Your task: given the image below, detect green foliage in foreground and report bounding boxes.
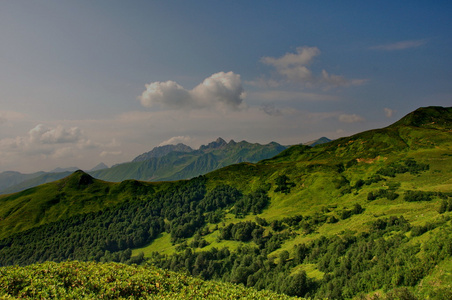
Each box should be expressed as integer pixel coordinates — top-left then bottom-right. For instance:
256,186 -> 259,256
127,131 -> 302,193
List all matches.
0,260 -> 299,300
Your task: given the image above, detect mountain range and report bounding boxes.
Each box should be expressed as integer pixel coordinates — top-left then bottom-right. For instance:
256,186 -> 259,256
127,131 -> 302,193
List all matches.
89,138 -> 288,182
0,137 -> 300,194
1,106 -> 451,299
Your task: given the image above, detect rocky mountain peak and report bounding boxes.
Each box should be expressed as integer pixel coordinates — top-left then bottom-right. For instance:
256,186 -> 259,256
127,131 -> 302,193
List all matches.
199,137 -> 228,151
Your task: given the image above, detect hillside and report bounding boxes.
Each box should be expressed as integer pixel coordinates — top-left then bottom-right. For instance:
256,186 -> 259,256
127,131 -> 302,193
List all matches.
0,164 -> 108,195
0,106 -> 451,299
0,171 -> 73,195
0,171 -> 169,239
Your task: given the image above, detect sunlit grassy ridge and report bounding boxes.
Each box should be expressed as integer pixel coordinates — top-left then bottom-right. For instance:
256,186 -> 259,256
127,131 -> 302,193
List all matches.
0,260 -> 300,299
0,172 -> 172,239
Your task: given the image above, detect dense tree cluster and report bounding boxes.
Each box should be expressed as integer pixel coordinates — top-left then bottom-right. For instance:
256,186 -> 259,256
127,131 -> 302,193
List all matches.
0,178 -> 273,267
377,158 -> 429,177
274,175 -> 296,194
0,177 -> 208,265
234,187 -> 270,217
367,188 -> 399,201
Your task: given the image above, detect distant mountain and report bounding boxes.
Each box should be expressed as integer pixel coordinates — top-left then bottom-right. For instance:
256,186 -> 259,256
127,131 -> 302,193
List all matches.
50,167 -> 79,173
88,162 -> 109,172
0,138 -> 287,194
0,171 -> 72,195
0,171 -> 46,192
89,138 -> 287,182
304,137 -> 332,147
199,137 -> 228,151
0,163 -> 106,195
133,143 -> 193,162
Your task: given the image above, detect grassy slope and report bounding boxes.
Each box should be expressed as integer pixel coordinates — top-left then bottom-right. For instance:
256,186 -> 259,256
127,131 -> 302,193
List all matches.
0,172 -> 72,195
0,171 -> 173,239
0,260 -> 299,299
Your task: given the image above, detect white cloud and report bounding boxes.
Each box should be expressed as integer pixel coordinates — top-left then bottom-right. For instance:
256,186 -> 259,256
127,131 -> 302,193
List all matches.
29,124 -> 82,144
339,113 -> 365,123
370,39 -> 426,51
259,46 -> 366,88
262,46 -> 320,69
139,71 -> 246,111
384,107 -> 395,118
139,80 -> 192,109
0,124 -> 97,162
159,136 -> 192,146
321,70 -> 368,88
261,47 -> 318,85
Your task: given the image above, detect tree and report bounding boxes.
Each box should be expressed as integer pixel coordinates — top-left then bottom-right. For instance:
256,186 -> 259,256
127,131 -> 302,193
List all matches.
274,175 -> 296,194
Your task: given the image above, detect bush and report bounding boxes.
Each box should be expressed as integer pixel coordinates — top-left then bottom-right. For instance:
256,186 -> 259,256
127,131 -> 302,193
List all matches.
404,191 -> 433,202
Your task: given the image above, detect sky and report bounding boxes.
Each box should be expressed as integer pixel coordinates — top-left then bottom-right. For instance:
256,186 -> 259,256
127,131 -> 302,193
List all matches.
0,1 -> 451,173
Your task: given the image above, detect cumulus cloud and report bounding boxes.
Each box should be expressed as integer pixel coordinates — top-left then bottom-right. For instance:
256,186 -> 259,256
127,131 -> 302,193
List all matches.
370,39 -> 426,51
261,47 -> 319,85
384,107 -> 395,118
339,113 -> 365,123
139,71 -> 246,111
29,124 -> 82,144
0,124 -> 95,159
260,46 -> 366,88
262,46 -> 320,68
159,136 -> 192,146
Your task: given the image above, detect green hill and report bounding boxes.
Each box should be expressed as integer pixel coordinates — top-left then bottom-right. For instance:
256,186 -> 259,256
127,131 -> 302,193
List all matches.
1,106 -> 451,299
0,171 -> 72,195
0,171 -> 170,239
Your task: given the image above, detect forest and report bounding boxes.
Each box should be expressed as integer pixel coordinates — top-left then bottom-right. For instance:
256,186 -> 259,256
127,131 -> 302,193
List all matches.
1,171 -> 451,299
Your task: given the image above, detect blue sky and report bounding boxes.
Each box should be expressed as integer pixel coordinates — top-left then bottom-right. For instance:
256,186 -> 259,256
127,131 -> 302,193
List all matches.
0,1 -> 451,173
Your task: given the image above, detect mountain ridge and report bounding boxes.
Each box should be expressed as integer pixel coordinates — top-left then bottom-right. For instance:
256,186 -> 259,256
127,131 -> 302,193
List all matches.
89,138 -> 287,182
0,138 -> 288,194
132,143 -> 193,162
